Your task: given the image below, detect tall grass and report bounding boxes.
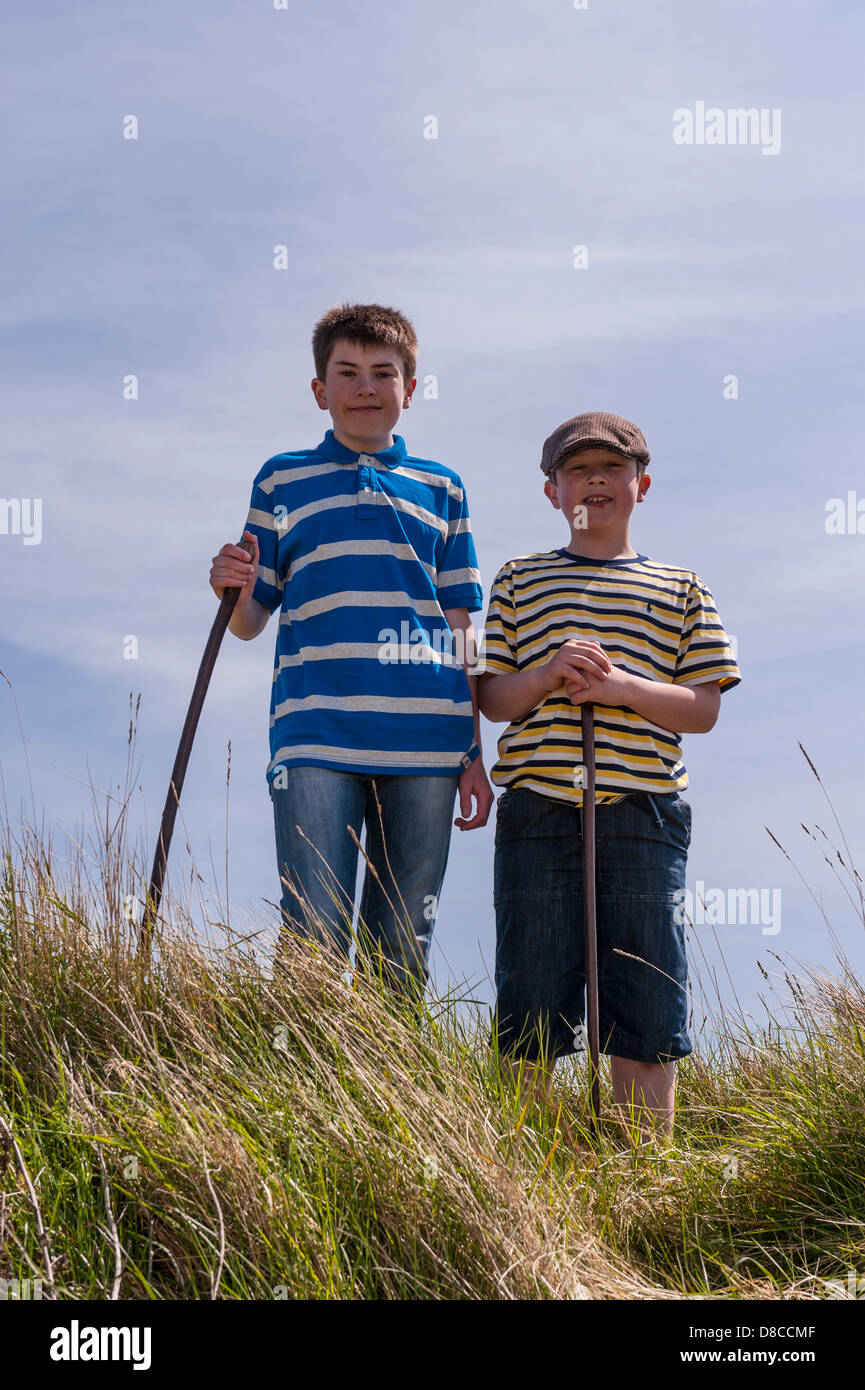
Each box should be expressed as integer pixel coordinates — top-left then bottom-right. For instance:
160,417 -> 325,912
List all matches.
0,723 -> 862,1300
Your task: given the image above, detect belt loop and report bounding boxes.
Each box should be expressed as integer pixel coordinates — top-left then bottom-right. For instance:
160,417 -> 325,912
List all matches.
577,802 -> 583,839
645,793 -> 665,828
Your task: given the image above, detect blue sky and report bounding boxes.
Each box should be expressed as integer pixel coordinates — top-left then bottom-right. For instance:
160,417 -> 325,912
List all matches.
3,0 -> 864,1040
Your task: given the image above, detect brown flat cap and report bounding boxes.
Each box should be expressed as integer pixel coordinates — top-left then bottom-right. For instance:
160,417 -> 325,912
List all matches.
540,411 -> 650,476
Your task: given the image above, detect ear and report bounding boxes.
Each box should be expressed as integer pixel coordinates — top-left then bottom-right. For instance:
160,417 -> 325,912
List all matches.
311,377 -> 328,411
544,476 -> 560,509
403,375 -> 418,407
637,471 -> 651,501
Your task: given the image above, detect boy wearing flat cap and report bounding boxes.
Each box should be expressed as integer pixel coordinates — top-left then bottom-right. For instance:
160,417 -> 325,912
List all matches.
476,412 -> 740,1135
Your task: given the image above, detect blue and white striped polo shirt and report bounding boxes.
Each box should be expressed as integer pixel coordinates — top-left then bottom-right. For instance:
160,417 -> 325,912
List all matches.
244,430 -> 484,782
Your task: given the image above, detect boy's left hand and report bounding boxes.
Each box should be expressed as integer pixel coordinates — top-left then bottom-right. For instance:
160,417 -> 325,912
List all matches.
454,757 -> 494,830
564,663 -> 636,707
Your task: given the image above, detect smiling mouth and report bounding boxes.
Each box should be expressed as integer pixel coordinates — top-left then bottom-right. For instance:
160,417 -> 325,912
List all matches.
584,495 -> 612,504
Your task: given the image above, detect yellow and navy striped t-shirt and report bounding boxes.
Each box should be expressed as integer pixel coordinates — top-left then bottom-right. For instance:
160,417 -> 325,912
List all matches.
479,548 -> 740,805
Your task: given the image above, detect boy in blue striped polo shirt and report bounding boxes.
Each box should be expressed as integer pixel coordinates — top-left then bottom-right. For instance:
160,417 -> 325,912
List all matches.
477,412 -> 740,1135
209,303 -> 492,994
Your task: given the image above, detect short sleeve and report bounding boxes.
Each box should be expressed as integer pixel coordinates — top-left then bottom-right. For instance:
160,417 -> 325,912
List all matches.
436,474 -> 484,612
477,564 -> 519,676
675,576 -> 741,690
243,463 -> 284,615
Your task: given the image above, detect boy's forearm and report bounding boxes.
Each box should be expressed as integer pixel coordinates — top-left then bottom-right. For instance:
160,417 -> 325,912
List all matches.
477,667 -> 552,724
617,672 -> 720,734
465,669 -> 483,751
478,664 -> 720,733
228,594 -> 270,640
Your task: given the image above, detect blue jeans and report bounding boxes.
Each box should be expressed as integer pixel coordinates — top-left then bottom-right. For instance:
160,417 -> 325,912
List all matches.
493,786 -> 693,1064
269,767 -> 459,992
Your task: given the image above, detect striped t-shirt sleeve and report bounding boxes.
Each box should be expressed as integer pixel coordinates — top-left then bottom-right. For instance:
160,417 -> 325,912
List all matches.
675,577 -> 740,689
244,465 -> 284,615
479,565 -> 519,674
435,475 -> 484,612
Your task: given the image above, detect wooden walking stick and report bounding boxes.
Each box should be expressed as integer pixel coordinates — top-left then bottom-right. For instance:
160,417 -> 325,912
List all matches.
140,536 -> 255,953
581,702 -> 601,1130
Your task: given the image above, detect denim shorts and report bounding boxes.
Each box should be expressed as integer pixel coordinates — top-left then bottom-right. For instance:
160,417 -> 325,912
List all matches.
492,785 -> 693,1065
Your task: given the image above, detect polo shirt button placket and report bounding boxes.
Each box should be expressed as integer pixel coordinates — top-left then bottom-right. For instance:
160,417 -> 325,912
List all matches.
356,454 -> 378,520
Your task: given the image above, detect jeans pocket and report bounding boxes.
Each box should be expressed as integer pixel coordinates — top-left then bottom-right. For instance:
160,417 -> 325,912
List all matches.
493,786 -> 524,853
661,794 -> 692,852
629,791 -> 691,851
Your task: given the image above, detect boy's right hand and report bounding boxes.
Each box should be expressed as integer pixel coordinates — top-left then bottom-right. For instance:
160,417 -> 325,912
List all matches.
543,639 -> 612,693
209,530 -> 259,603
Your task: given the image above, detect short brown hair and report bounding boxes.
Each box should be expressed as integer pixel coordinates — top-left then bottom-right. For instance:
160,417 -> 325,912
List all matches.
312,303 -> 418,384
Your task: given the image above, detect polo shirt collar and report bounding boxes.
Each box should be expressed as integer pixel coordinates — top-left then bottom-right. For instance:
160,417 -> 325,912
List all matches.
317,429 -> 407,469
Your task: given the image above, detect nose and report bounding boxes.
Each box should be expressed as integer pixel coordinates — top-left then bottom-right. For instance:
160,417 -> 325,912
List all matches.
354,375 -> 376,395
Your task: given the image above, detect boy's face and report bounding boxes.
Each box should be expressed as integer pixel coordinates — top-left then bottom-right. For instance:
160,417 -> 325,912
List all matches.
544,447 -> 650,537
311,338 -> 416,453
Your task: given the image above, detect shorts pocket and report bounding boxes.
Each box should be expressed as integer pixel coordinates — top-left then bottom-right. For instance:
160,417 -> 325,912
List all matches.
493,787 -> 517,833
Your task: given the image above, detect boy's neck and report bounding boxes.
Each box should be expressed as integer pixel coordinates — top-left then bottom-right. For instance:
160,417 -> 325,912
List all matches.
332,423 -> 395,457
562,528 -> 638,562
